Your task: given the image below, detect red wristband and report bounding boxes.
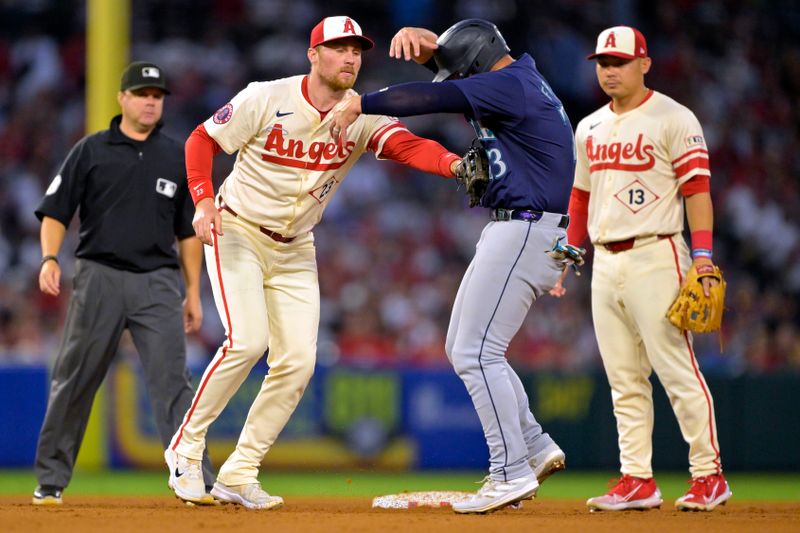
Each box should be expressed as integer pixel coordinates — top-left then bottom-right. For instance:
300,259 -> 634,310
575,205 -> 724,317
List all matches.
691,230 -> 713,251
189,178 -> 214,205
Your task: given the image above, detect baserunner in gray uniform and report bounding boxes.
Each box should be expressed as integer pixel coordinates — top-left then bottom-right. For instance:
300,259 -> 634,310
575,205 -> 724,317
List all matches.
330,20 -> 582,513
31,62 -> 214,506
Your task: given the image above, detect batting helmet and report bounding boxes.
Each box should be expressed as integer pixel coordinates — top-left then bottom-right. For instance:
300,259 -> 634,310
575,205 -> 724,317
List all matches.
432,19 -> 510,82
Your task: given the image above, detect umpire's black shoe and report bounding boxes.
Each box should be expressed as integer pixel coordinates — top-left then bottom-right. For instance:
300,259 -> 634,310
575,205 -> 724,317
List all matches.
32,485 -> 63,505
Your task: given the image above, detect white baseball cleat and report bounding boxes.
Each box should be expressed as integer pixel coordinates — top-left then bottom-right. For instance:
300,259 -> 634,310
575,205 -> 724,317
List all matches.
452,474 -> 539,514
210,482 -> 284,510
530,444 -> 566,484
511,444 -> 565,506
165,448 -> 213,505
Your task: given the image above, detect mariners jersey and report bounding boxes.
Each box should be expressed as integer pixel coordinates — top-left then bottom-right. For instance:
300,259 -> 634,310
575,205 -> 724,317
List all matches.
204,75 -> 403,236
449,54 -> 575,213
573,90 -> 710,243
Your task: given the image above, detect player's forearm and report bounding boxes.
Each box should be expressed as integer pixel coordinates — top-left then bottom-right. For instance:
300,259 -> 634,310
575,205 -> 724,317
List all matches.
185,124 -> 221,205
177,235 -> 204,296
685,191 -> 714,258
566,188 -> 590,246
40,216 -> 66,257
361,81 -> 470,116
380,130 -> 460,177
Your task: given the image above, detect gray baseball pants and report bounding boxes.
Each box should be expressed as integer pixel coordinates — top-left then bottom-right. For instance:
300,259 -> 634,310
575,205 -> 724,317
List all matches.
34,259 -> 214,488
446,214 -> 566,482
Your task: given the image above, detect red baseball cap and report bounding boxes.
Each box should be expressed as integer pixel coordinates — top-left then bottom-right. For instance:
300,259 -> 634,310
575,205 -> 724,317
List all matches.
309,16 -> 374,50
587,26 -> 648,60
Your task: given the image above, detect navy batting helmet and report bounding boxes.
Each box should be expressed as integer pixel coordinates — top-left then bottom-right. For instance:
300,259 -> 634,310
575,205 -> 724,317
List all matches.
432,19 -> 510,82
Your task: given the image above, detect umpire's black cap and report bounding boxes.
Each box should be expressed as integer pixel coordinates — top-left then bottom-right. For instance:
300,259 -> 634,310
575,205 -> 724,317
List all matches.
120,61 -> 170,94
432,19 -> 510,82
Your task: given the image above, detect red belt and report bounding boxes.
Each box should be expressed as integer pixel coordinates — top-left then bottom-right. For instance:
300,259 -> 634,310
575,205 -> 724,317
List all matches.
602,234 -> 672,253
218,197 -> 295,243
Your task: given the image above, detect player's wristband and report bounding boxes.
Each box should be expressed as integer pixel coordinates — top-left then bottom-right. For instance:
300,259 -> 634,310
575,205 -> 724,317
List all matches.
188,178 -> 215,205
691,229 -> 713,251
691,248 -> 713,259
41,255 -> 59,266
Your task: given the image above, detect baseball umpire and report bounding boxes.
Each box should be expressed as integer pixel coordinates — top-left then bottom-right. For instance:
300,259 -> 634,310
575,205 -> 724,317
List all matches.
331,19 -> 579,513
32,61 -> 214,505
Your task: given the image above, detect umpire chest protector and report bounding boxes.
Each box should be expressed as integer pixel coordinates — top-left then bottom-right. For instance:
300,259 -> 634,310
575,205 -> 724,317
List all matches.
432,19 -> 510,82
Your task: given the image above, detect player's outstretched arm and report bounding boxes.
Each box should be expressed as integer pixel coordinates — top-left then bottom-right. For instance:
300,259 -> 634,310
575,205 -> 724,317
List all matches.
390,27 -> 439,63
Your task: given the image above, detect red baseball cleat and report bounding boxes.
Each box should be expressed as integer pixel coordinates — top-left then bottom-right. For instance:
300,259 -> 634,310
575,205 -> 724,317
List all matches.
675,473 -> 732,511
586,474 -> 663,512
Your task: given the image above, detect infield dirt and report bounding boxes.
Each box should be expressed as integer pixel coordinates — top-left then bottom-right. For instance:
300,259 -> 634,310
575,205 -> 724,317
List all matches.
2,496 -> 798,532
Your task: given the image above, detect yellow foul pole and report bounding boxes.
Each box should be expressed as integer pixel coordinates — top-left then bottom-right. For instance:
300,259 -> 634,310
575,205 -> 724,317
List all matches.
86,0 -> 130,134
76,0 -> 130,471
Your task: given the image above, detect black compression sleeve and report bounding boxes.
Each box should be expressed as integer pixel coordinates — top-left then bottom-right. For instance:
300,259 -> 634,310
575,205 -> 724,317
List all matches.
361,82 -> 471,117
422,57 -> 438,74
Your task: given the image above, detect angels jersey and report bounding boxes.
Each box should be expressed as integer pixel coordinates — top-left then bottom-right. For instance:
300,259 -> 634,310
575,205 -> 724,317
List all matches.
204,75 -> 403,236
573,90 -> 710,243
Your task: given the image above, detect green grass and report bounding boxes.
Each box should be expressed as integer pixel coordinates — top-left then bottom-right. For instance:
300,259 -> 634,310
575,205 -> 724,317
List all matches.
2,470 -> 798,501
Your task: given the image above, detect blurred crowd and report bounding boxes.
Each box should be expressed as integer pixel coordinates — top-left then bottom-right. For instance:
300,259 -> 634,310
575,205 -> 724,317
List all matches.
1,0 -> 798,376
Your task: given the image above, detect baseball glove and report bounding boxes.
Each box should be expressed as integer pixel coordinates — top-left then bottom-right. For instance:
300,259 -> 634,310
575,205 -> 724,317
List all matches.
666,263 -> 726,333
454,143 -> 489,207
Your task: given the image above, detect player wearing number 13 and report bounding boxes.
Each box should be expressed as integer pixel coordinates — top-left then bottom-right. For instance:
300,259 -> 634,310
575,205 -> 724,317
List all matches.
552,26 -> 732,512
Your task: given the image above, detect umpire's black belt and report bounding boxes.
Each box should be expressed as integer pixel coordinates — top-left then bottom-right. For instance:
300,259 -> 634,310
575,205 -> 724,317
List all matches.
491,208 -> 569,228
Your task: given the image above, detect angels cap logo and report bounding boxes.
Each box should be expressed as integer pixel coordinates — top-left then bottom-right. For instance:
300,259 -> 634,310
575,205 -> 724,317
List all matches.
587,26 -> 648,60
309,15 -> 374,50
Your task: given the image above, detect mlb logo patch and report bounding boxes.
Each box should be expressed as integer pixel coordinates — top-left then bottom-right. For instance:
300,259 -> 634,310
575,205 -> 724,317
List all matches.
156,178 -> 177,198
141,66 -> 160,78
685,135 -> 705,147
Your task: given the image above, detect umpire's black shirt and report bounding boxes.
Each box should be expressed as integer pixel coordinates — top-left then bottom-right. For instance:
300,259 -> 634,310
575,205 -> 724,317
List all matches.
35,115 -> 195,273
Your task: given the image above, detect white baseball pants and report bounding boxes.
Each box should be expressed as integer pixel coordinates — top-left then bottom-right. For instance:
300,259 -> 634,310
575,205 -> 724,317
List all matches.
170,210 -> 319,486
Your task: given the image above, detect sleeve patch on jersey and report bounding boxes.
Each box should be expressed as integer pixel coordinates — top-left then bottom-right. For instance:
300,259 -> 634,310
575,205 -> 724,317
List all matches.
213,103 -> 234,124
45,174 -> 62,195
685,135 -> 705,148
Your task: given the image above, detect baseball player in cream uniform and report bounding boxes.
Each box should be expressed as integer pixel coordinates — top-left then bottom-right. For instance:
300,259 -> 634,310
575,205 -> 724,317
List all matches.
164,16 -> 461,508
552,26 -> 732,512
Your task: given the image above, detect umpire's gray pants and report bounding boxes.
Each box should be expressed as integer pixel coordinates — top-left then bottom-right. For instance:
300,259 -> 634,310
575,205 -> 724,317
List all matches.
35,259 -> 214,488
